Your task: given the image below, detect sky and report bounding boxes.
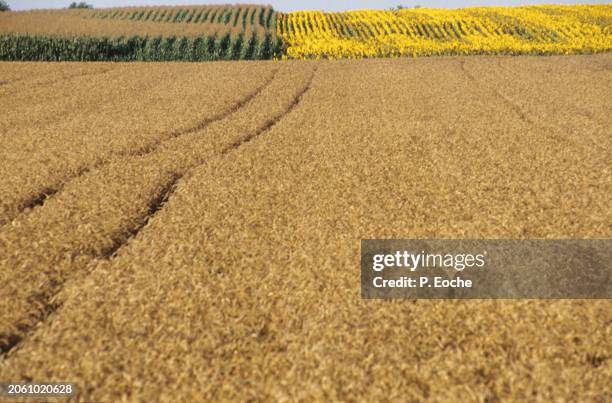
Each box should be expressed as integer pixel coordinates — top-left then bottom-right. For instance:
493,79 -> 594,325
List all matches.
7,0 -> 608,12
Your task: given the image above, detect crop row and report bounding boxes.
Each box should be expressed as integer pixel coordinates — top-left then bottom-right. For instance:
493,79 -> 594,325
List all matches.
88,6 -> 276,30
0,4 -> 609,60
0,32 -> 283,61
276,5 -> 612,58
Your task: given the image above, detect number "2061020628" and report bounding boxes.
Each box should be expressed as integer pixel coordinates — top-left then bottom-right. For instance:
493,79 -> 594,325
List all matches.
0,382 -> 75,397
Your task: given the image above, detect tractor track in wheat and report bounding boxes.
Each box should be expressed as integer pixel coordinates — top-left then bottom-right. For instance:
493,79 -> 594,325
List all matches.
0,67 -> 279,228
0,56 -> 609,402
0,63 -> 314,360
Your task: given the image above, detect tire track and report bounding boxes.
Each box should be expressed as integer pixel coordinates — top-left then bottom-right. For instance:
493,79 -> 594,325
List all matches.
99,67 -> 315,263
0,67 -> 117,96
0,65 -> 313,359
0,69 -> 278,228
460,59 -> 534,125
223,67 -> 316,153
459,59 -> 608,155
494,58 -> 605,126
0,176 -> 181,356
123,69 -> 279,157
21,188 -> 59,212
15,166 -> 92,219
100,67 -> 313,264
101,174 -> 181,259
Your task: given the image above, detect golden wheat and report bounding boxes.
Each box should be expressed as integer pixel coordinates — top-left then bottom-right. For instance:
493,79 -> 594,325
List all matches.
0,55 -> 610,400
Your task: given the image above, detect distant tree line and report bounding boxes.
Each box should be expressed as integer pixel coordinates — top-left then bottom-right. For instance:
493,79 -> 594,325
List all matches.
389,5 -> 421,10
69,2 -> 93,8
0,1 -> 96,12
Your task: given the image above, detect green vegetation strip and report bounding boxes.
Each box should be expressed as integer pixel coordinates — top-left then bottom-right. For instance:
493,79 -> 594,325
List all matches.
0,33 -> 283,61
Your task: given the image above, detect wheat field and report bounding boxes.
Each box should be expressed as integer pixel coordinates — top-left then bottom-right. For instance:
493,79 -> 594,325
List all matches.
0,55 -> 611,400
